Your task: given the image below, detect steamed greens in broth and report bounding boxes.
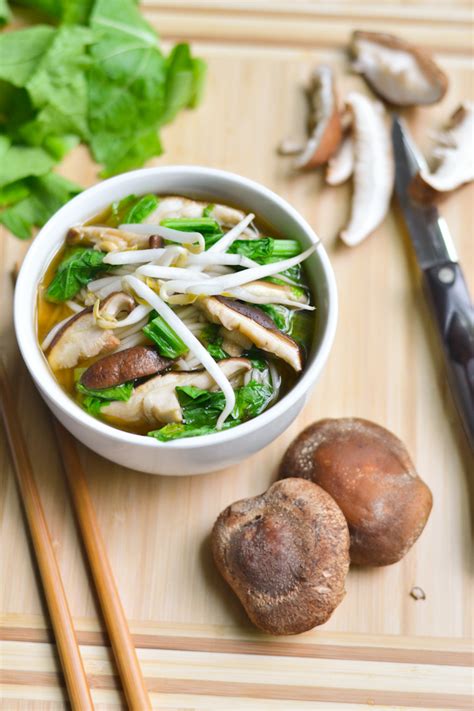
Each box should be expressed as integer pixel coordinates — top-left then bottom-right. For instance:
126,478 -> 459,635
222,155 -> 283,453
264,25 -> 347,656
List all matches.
37,194 -> 317,440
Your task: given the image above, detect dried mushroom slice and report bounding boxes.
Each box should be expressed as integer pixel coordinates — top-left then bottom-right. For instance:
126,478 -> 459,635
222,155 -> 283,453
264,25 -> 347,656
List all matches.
340,92 -> 394,247
291,66 -> 342,169
410,102 -> 474,203
351,31 -> 448,107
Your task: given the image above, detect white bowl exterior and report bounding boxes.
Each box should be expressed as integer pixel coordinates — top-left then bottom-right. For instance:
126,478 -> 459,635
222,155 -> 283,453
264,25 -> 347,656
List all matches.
14,167 -> 337,476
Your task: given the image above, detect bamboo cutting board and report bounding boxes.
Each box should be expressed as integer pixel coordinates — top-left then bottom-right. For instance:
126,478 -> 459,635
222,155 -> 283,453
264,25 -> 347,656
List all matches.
1,2 -> 473,709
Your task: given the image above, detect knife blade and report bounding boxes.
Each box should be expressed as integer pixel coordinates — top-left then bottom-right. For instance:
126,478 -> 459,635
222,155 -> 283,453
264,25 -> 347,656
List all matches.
392,116 -> 474,451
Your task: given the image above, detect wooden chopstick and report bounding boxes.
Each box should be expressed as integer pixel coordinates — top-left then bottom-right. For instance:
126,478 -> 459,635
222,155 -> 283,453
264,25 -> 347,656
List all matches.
0,361 -> 94,711
53,421 -> 152,711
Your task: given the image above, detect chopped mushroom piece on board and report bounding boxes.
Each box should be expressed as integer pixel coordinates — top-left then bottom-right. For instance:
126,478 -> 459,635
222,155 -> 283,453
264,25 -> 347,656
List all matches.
326,133 -> 354,186
409,102 -> 474,203
103,358 -> 252,426
351,31 -> 448,106
340,93 -> 394,247
292,66 -> 342,169
46,308 -> 120,370
199,296 -> 303,371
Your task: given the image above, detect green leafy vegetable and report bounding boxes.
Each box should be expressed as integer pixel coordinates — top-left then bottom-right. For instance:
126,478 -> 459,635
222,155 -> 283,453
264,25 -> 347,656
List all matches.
148,421 -> 237,442
259,304 -> 292,332
200,323 -> 228,360
77,380 -> 134,401
143,311 -> 188,358
229,238 -> 301,263
77,379 -> 134,416
123,194 -> 158,224
202,203 -> 215,218
45,246 -> 109,301
0,173 -> 81,239
0,0 -> 206,238
160,217 -> 222,235
0,0 -> 11,26
148,380 -> 273,441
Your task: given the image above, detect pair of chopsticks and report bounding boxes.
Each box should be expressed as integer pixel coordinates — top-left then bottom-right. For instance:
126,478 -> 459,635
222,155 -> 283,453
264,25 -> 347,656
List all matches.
0,360 -> 151,710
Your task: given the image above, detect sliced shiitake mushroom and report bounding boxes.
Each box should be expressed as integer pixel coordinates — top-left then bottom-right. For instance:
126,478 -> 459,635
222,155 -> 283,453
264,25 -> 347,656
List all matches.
340,92 -> 394,246
80,346 -> 172,390
46,308 -> 119,371
294,65 -> 342,169
198,296 -> 303,371
409,102 -> 474,203
351,31 -> 448,106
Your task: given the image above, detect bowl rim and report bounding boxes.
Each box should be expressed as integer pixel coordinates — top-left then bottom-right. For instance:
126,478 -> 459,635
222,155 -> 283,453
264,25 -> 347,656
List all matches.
14,165 -> 337,449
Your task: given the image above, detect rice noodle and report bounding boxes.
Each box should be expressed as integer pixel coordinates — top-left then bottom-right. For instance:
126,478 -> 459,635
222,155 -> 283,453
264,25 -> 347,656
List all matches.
208,214 -> 255,253
120,223 -> 205,252
103,248 -> 165,265
115,315 -> 150,340
88,275 -> 120,291
124,276 -> 236,428
268,360 -> 281,403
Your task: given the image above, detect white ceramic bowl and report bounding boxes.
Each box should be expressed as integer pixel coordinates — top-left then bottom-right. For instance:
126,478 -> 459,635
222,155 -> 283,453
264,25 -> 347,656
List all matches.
14,167 -> 337,476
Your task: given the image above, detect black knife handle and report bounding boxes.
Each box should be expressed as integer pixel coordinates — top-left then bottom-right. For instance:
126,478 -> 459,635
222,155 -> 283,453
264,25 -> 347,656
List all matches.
423,262 -> 474,451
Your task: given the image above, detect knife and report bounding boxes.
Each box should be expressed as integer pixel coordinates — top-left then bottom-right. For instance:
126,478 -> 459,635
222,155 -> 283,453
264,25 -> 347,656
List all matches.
392,116 -> 474,451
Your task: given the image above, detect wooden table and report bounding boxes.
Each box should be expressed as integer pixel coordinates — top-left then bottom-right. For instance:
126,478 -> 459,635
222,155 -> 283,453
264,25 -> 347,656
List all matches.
1,2 -> 473,709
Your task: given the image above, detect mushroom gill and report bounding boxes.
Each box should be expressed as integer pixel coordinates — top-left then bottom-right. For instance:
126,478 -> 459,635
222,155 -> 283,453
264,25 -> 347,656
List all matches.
67,225 -> 150,252
340,92 -> 394,247
409,102 -> 474,203
45,308 -> 120,370
351,31 -> 448,107
198,296 -> 303,372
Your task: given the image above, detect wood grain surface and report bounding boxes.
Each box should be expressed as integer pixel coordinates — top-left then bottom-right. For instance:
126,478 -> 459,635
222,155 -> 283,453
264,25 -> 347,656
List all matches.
1,1 -> 473,709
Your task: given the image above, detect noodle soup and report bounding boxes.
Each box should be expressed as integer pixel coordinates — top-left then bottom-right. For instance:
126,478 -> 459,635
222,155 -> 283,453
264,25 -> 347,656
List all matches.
37,194 -> 317,441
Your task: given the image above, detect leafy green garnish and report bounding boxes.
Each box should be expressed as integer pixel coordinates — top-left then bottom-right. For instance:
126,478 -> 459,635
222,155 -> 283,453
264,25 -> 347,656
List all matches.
0,0 -> 206,238
259,304 -> 292,332
148,380 -> 273,441
77,380 -> 134,416
0,173 -> 81,239
202,203 -> 215,218
200,323 -> 229,361
143,311 -> 188,359
229,238 -> 301,263
123,194 -> 158,224
160,217 -> 222,235
45,246 -> 109,302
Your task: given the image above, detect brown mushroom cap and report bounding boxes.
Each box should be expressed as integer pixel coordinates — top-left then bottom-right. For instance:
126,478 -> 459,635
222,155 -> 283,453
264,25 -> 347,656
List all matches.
279,418 -> 433,566
80,346 -> 172,390
212,478 -> 350,635
351,31 -> 448,107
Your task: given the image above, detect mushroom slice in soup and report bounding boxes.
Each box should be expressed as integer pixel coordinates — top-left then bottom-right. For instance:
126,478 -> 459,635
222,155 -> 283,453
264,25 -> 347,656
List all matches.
143,196 -> 246,228
102,358 -> 252,426
45,291 -> 134,370
80,346 -> 173,390
229,280 -> 310,308
67,226 -> 150,252
198,297 -> 303,372
45,308 -> 120,370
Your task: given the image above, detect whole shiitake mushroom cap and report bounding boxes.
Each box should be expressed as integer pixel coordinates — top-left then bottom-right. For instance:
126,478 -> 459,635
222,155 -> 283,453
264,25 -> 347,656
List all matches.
212,478 -> 350,635
279,418 -> 433,567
